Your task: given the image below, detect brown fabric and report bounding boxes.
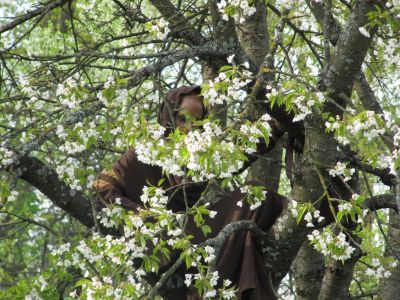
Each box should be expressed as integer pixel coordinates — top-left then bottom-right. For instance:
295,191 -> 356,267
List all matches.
92,86 -> 285,299
93,150 -> 284,299
157,85 -> 207,133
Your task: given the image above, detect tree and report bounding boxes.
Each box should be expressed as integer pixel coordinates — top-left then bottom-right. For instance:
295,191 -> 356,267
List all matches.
1,0 -> 400,299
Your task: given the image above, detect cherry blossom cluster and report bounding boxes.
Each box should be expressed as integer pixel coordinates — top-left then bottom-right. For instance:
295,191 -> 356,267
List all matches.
364,258 -> 396,279
147,18 -> 171,40
19,75 -> 58,112
203,245 -> 216,263
6,190 -> 19,202
48,231 -> 151,298
346,111 -> 384,141
46,196 -> 236,299
393,125 -> 400,147
307,228 -> 356,261
266,86 -> 326,123
0,143 -> 15,167
217,0 -> 256,23
358,26 -> 371,38
386,0 -> 400,15
55,77 -> 86,109
272,214 -> 292,240
140,186 -> 169,209
325,115 -> 349,143
55,157 -> 91,195
202,64 -> 252,106
377,152 -> 397,175
133,111 -> 273,182
98,205 -> 125,228
329,161 -> 355,182
238,185 -> 267,210
184,270 -> 236,299
134,121 -> 243,181
304,209 -> 326,227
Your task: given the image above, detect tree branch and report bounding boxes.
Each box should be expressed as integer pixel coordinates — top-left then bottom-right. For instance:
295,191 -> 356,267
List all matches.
0,0 -> 69,34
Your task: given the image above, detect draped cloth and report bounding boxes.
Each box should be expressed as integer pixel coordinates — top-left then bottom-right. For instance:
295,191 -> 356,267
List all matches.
93,86 -> 285,299
94,150 -> 284,299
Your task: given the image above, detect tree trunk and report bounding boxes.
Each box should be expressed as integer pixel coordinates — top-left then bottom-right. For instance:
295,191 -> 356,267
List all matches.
292,240 -> 325,300
378,211 -> 400,299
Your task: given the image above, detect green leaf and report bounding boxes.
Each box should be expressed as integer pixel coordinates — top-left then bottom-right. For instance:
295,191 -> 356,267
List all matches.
201,225 -> 211,237
74,279 -> 92,288
296,205 -> 308,224
337,211 -> 343,223
185,254 -> 193,269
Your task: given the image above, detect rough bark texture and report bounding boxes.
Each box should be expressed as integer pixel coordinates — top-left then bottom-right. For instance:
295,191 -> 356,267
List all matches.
292,241 -> 325,300
237,0 -> 283,193
323,1 -> 383,104
263,209 -> 310,287
235,0 -> 269,70
288,2 -> 385,295
247,141 -> 283,191
378,211 -> 400,299
306,0 -> 385,117
17,156 -> 94,228
318,252 -> 360,300
202,0 -> 239,127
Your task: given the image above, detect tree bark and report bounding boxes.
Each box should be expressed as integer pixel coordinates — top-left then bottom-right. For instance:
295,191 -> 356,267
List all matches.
378,211 -> 400,299
292,240 -> 325,300
318,250 -> 361,300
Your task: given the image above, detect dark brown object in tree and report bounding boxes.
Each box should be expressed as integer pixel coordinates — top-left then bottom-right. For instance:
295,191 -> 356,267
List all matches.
93,86 -> 286,299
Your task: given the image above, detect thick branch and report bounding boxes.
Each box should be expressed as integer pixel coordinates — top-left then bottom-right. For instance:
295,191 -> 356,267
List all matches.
292,241 -> 325,300
0,0 -> 69,34
321,1 -> 386,107
236,0 -> 270,70
306,0 -> 387,126
16,156 -> 94,228
126,42 -> 232,87
364,193 -> 398,212
147,0 -> 206,46
147,219 -> 265,298
378,211 -> 400,298
318,245 -> 362,300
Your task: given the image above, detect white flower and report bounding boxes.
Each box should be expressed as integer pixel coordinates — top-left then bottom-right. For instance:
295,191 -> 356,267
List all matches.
338,202 -> 352,212
8,190 -> 19,202
358,27 -> 370,38
69,290 -> 77,298
222,290 -> 236,299
250,202 -> 261,211
384,270 -> 392,278
184,274 -> 193,286
304,212 -> 312,223
209,210 -> 217,218
223,279 -> 232,286
38,275 -> 48,291
205,290 -> 217,297
210,271 -> 219,287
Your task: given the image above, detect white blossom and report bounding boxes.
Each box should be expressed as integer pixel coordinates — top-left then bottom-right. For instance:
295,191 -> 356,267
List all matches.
358,27 -> 370,38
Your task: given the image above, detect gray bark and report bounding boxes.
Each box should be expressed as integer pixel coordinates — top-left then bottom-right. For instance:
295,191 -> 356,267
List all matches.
247,141 -> 283,191
17,156 -> 94,228
378,211 -> 400,299
318,248 -> 361,300
235,0 -> 269,70
237,0 -> 283,192
265,210 -> 310,287
292,241 -> 325,300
